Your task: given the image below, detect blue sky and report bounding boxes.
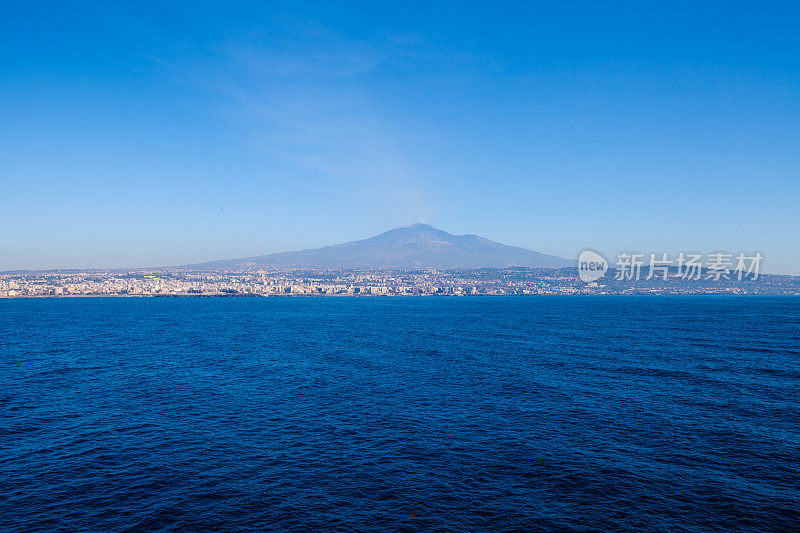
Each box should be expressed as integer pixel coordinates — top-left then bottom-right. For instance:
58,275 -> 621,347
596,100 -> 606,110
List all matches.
2,1 -> 798,272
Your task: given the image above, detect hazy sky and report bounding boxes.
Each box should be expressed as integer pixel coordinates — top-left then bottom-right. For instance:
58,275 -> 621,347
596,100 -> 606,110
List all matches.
2,2 -> 798,272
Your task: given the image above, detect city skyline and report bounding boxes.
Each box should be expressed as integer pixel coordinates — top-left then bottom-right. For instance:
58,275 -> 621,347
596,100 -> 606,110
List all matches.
2,3 -> 799,273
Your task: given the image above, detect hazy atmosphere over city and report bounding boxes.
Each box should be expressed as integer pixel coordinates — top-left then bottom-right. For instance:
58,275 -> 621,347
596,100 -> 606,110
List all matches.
2,2 -> 799,273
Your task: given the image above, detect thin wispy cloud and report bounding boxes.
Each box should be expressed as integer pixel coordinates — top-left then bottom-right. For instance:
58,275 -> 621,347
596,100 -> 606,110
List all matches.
165,21 -> 439,222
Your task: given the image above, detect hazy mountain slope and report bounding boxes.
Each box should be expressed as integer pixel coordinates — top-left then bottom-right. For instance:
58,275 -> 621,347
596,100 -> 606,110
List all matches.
192,224 -> 573,269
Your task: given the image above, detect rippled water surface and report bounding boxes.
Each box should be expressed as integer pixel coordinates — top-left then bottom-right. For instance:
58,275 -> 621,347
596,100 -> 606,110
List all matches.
1,296 -> 799,532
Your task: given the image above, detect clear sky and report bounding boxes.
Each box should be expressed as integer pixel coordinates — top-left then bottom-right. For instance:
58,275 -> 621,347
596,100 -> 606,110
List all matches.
2,1 -> 798,272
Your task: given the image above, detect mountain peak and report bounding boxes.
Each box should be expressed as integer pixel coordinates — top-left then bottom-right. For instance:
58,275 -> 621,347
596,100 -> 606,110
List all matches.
385,223 -> 445,234
193,225 -> 573,269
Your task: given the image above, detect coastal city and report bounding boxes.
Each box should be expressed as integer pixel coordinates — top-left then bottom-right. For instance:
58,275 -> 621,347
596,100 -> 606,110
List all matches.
2,267 -> 798,297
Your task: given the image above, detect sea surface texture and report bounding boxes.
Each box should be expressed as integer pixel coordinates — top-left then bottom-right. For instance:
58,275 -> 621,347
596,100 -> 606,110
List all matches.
1,296 -> 798,532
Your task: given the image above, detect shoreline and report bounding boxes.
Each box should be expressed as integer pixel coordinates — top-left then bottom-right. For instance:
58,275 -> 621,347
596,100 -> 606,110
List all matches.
3,292 -> 799,299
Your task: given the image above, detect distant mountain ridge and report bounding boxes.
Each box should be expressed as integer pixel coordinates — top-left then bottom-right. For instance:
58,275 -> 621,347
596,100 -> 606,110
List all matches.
191,224 -> 573,270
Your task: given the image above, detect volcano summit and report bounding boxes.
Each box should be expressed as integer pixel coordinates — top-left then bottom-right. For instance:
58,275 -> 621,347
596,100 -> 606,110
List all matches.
192,224 -> 573,270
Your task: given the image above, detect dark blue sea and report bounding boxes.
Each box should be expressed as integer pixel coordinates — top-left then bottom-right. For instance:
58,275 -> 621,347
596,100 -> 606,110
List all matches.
1,297 -> 798,532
